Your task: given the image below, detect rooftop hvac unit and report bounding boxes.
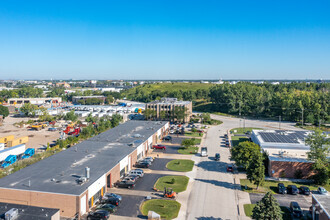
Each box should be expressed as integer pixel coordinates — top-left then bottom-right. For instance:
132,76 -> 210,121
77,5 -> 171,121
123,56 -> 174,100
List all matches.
5,208 -> 18,220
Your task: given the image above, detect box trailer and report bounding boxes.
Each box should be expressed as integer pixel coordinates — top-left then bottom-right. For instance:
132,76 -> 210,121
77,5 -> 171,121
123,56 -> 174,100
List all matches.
0,144 -> 26,162
7,136 -> 29,147
0,135 -> 15,144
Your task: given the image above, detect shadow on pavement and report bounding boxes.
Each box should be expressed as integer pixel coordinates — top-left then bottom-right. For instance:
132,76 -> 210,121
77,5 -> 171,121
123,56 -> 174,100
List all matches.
196,217 -> 223,220
195,178 -> 240,190
196,161 -> 229,173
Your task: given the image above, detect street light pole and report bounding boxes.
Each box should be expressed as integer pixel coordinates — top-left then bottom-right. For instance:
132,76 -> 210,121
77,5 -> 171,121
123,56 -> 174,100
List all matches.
279,116 -> 281,130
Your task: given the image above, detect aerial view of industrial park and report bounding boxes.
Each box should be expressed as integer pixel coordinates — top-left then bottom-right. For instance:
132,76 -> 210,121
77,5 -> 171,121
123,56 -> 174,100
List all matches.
0,1 -> 329,220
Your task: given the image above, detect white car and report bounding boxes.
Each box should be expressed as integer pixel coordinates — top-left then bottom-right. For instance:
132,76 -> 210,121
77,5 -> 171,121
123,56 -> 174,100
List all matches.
169,130 -> 175,134
318,187 -> 328,195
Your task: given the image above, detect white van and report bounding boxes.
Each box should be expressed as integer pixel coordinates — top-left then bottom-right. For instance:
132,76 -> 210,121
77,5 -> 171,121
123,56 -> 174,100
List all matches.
129,169 -> 144,177
201,147 -> 208,157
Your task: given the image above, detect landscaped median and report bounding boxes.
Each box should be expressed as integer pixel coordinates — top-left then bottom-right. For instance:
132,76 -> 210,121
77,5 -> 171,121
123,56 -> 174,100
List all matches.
154,175 -> 189,193
141,199 -> 181,219
243,204 -> 291,220
178,138 -> 201,154
177,146 -> 198,155
166,159 -> 194,172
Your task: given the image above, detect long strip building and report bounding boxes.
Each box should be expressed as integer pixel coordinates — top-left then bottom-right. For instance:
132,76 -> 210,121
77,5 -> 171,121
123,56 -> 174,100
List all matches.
0,120 -> 169,218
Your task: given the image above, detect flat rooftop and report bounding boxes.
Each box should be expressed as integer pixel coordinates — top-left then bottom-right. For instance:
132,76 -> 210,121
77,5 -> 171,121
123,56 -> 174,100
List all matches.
0,202 -> 59,220
313,194 -> 330,219
147,97 -> 191,105
0,121 -> 166,196
252,130 -> 311,150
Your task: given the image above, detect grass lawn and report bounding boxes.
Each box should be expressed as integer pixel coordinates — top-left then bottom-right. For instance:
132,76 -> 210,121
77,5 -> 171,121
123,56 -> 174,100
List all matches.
231,136 -> 249,147
166,159 -> 194,172
240,179 -> 330,194
193,138 -> 201,145
230,127 -> 262,135
141,199 -> 181,219
244,204 -> 291,220
154,175 -> 189,193
184,131 -> 203,138
178,146 -> 199,154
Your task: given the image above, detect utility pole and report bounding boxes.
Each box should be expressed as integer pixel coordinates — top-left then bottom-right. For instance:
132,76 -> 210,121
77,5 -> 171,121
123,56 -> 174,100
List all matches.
319,119 -> 322,128
279,116 -> 281,130
239,102 -> 242,128
301,108 -> 304,126
243,117 -> 246,133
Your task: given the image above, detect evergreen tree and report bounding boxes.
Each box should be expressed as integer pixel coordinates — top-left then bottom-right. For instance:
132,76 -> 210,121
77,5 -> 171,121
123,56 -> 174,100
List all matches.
252,192 -> 282,220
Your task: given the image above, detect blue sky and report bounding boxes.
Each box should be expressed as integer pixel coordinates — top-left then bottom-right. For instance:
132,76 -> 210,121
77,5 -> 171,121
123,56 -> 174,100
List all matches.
0,0 -> 329,80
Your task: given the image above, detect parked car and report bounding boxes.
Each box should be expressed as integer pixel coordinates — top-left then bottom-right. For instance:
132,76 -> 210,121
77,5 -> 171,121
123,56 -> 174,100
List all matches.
114,180 -> 135,189
152,145 -> 166,150
102,192 -> 122,201
290,202 -> 303,218
129,169 -> 144,177
227,164 -> 233,172
163,136 -> 172,141
318,187 -> 328,195
124,174 -> 139,182
287,185 -> 299,195
169,130 -> 175,134
135,161 -> 150,168
95,203 -> 117,213
100,196 -> 120,206
87,210 -> 110,220
139,159 -> 152,165
277,183 -> 287,194
299,186 -> 311,195
144,157 -> 154,162
215,153 -> 220,161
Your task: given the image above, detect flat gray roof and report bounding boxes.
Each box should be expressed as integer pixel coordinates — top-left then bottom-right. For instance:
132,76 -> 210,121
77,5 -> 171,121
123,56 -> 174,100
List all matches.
0,121 -> 166,196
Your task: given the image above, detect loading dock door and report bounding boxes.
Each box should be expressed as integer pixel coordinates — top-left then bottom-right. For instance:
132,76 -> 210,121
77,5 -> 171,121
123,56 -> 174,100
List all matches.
107,174 -> 111,188
80,195 -> 86,215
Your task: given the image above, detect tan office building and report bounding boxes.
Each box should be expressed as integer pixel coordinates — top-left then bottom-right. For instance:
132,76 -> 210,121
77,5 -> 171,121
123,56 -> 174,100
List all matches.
146,98 -> 192,123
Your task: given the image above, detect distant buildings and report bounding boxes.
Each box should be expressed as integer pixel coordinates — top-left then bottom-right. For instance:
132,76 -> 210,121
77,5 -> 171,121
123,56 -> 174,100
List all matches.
146,98 -> 192,123
7,97 -> 62,107
72,96 -> 106,105
251,129 -> 314,179
55,82 -> 71,88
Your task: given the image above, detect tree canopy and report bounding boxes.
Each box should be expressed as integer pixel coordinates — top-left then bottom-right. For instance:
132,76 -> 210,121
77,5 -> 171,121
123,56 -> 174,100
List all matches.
252,192 -> 282,220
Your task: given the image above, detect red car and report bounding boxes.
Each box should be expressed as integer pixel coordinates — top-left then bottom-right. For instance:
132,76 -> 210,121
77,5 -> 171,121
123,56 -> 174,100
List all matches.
152,145 -> 166,150
227,165 -> 234,172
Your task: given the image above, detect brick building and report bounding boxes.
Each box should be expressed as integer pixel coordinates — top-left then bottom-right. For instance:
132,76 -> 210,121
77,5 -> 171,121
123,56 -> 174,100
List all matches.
251,129 -> 314,179
0,120 -> 169,219
145,98 -> 192,123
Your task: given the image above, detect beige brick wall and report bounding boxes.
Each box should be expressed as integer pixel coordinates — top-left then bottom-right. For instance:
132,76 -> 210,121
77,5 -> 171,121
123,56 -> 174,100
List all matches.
0,188 -> 78,218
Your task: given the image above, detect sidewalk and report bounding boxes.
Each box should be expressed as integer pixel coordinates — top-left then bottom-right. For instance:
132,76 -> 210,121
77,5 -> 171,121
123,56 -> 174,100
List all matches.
234,173 -> 251,220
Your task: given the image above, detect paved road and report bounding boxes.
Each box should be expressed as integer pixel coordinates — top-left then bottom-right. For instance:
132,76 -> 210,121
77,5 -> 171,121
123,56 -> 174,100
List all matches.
186,114 -> 303,220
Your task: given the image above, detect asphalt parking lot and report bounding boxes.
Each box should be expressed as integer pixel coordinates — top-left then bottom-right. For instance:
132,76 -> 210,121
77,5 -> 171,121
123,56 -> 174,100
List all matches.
134,173 -> 167,191
114,195 -> 145,218
250,193 -> 312,209
149,158 -> 172,171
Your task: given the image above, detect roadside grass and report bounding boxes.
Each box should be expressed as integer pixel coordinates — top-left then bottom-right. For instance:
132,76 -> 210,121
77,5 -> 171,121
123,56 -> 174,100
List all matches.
244,204 -> 291,220
178,146 -> 199,155
184,131 -> 203,138
295,125 -> 330,132
243,204 -> 255,217
230,127 -> 262,135
140,199 -> 181,219
154,176 -> 189,193
231,136 -> 249,147
166,159 -> 194,172
192,138 -> 201,145
240,179 -> 330,194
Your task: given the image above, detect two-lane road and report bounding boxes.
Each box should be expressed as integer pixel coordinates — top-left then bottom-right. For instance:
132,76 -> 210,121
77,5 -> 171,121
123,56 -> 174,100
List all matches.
186,114 -> 303,219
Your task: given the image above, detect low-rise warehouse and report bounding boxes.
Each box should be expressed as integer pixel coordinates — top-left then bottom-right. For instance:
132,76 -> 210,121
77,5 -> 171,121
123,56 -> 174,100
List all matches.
0,120 -> 169,218
251,129 -> 314,178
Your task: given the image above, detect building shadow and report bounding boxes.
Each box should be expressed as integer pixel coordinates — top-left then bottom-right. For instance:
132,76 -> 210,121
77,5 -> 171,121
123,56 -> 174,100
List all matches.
195,178 -> 241,190
196,161 -> 229,173
196,217 -> 223,220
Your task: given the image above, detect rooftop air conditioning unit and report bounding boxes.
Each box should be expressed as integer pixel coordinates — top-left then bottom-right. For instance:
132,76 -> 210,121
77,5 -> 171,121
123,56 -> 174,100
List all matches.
5,208 -> 18,220
77,177 -> 87,185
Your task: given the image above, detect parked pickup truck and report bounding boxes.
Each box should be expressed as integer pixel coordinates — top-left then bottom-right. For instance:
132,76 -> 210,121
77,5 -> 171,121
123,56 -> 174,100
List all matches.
114,180 -> 135,189
1,155 -> 17,168
22,148 -> 35,159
